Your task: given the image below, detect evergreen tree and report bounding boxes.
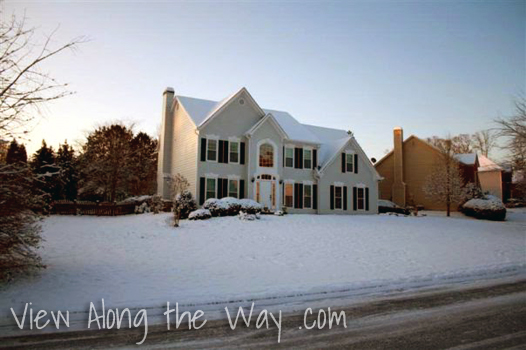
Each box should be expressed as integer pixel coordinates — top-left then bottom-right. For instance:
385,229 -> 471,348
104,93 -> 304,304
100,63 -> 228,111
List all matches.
31,140 -> 60,202
6,139 -> 27,164
56,141 -> 78,200
129,132 -> 157,196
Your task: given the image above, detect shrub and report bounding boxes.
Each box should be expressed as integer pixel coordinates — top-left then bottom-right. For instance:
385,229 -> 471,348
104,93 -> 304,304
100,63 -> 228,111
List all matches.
174,191 -> 197,219
203,198 -> 229,217
462,195 -> 507,221
150,195 -> 163,214
238,211 -> 260,221
238,199 -> 263,214
188,209 -> 211,220
219,197 -> 242,215
378,199 -> 409,215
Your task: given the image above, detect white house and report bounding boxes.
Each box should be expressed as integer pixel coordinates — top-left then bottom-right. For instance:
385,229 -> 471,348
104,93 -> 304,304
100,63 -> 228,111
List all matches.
158,87 -> 381,214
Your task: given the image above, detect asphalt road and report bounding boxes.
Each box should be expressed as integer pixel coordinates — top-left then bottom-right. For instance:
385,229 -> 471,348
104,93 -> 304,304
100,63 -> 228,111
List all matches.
2,280 -> 525,349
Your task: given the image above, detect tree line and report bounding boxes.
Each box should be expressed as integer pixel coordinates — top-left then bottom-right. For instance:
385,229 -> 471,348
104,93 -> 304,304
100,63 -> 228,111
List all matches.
3,124 -> 158,205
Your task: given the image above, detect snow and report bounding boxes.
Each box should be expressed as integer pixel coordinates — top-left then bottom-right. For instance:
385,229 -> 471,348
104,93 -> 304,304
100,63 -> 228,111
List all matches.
188,209 -> 211,220
477,155 -> 503,172
454,153 -> 477,165
378,199 -> 397,208
1,213 -> 524,329
264,109 -> 320,144
463,195 -> 505,210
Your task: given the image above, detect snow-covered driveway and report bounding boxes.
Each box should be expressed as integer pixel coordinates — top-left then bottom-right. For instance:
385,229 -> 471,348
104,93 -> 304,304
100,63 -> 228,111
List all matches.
1,213 -> 525,315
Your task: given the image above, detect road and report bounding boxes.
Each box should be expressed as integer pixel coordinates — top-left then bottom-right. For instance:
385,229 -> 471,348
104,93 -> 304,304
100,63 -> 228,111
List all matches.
1,280 -> 525,349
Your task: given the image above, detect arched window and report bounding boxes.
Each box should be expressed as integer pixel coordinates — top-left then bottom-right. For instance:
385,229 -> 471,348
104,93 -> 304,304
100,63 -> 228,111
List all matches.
259,143 -> 274,167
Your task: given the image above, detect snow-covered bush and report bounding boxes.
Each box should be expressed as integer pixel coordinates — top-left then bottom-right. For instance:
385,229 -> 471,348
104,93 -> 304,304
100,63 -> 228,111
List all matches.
219,197 -> 242,215
188,209 -> 211,220
174,190 -> 197,219
462,195 -> 507,221
378,199 -> 409,215
135,202 -> 150,214
274,210 -> 284,216
238,199 -> 263,214
150,195 -> 163,214
238,211 -> 258,221
203,198 -> 229,217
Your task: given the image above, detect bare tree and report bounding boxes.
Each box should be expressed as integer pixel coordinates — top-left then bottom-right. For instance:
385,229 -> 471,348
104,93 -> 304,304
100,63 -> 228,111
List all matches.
0,9 -> 83,280
426,134 -> 472,154
0,11 -> 85,138
471,130 -> 498,157
423,139 -> 468,216
495,97 -> 526,197
170,173 -> 190,227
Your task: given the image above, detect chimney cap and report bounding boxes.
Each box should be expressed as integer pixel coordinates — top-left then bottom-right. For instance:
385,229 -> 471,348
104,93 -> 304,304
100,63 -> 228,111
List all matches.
164,87 -> 174,94
393,126 -> 403,131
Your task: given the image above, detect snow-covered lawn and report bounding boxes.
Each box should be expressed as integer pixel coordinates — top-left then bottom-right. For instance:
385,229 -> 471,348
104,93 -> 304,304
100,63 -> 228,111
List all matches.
1,212 -> 525,322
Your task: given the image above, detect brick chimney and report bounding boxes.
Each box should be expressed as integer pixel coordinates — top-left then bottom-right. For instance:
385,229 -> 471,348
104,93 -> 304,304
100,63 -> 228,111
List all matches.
157,87 -> 175,199
392,127 -> 406,206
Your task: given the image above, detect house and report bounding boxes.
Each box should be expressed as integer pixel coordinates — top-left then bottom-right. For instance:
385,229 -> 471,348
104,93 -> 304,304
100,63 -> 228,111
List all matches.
476,155 -> 503,200
157,87 -> 381,214
374,127 -> 479,210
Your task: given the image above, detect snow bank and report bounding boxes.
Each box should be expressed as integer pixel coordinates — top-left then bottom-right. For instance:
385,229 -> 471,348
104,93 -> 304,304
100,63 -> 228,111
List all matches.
188,209 -> 211,220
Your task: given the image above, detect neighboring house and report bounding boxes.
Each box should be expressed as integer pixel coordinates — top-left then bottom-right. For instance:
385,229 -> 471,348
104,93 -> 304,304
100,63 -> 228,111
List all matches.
157,87 -> 381,214
375,127 -> 479,210
477,155 -> 503,200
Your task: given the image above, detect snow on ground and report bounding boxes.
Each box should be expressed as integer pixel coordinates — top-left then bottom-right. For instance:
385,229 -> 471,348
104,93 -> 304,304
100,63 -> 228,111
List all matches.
1,212 -> 525,325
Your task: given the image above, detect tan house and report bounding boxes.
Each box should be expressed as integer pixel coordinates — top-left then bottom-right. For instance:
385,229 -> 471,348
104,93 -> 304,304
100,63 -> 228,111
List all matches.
375,127 -> 479,210
477,155 -> 503,200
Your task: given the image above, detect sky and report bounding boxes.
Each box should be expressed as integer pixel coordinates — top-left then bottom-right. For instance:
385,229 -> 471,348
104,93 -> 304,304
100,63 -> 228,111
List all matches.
3,0 -> 525,161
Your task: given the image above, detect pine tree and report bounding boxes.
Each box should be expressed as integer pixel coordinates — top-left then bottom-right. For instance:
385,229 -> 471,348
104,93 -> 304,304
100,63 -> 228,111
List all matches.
129,132 -> 157,196
31,140 -> 60,202
56,141 -> 78,200
6,139 -> 27,164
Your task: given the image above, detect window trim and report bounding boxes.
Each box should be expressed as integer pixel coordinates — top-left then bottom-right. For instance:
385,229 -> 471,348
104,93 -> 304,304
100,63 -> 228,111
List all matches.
334,185 -> 343,210
285,146 -> 294,168
206,139 -> 218,162
303,184 -> 312,209
228,179 -> 239,198
304,148 -> 312,169
284,182 -> 294,208
205,177 -> 217,200
229,141 -> 240,164
345,152 -> 354,173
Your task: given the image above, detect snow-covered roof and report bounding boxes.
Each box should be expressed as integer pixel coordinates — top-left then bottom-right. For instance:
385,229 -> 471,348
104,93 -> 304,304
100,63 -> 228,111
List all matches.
454,153 -> 477,165
175,91 -> 354,168
477,155 -> 503,172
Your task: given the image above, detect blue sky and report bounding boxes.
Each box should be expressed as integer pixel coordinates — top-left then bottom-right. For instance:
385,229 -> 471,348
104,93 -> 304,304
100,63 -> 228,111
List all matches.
4,0 -> 525,160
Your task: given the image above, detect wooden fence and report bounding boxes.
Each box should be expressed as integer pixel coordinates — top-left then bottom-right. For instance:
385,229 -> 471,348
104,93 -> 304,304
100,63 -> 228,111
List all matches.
52,200 -> 137,216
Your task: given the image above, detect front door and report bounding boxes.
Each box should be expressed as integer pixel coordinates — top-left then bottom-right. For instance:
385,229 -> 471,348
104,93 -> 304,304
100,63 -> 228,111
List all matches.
259,181 -> 272,209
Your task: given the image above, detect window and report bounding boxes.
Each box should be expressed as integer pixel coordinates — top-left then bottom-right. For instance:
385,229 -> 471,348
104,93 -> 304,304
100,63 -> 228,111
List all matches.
304,149 -> 312,169
228,179 -> 238,198
229,142 -> 239,164
334,186 -> 343,209
346,153 -> 354,172
259,143 -> 274,167
206,178 -> 216,200
304,184 -> 312,208
207,139 -> 217,161
285,147 -> 294,168
284,183 -> 293,207
357,187 -> 365,210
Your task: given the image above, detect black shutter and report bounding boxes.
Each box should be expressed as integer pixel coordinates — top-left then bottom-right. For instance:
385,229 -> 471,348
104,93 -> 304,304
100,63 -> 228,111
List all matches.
365,187 -> 369,211
217,178 -> 223,198
354,154 -> 358,173
294,183 -> 298,208
313,184 -> 318,209
353,187 -> 357,211
224,140 -> 229,164
240,180 -> 245,199
240,142 -> 245,165
313,149 -> 317,169
344,186 -> 348,210
294,148 -> 299,169
199,177 -> 205,205
298,184 -> 303,209
341,153 -> 346,173
330,185 -> 334,210
218,140 -> 224,163
283,146 -> 285,167
298,148 -> 303,169
200,138 -> 207,162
